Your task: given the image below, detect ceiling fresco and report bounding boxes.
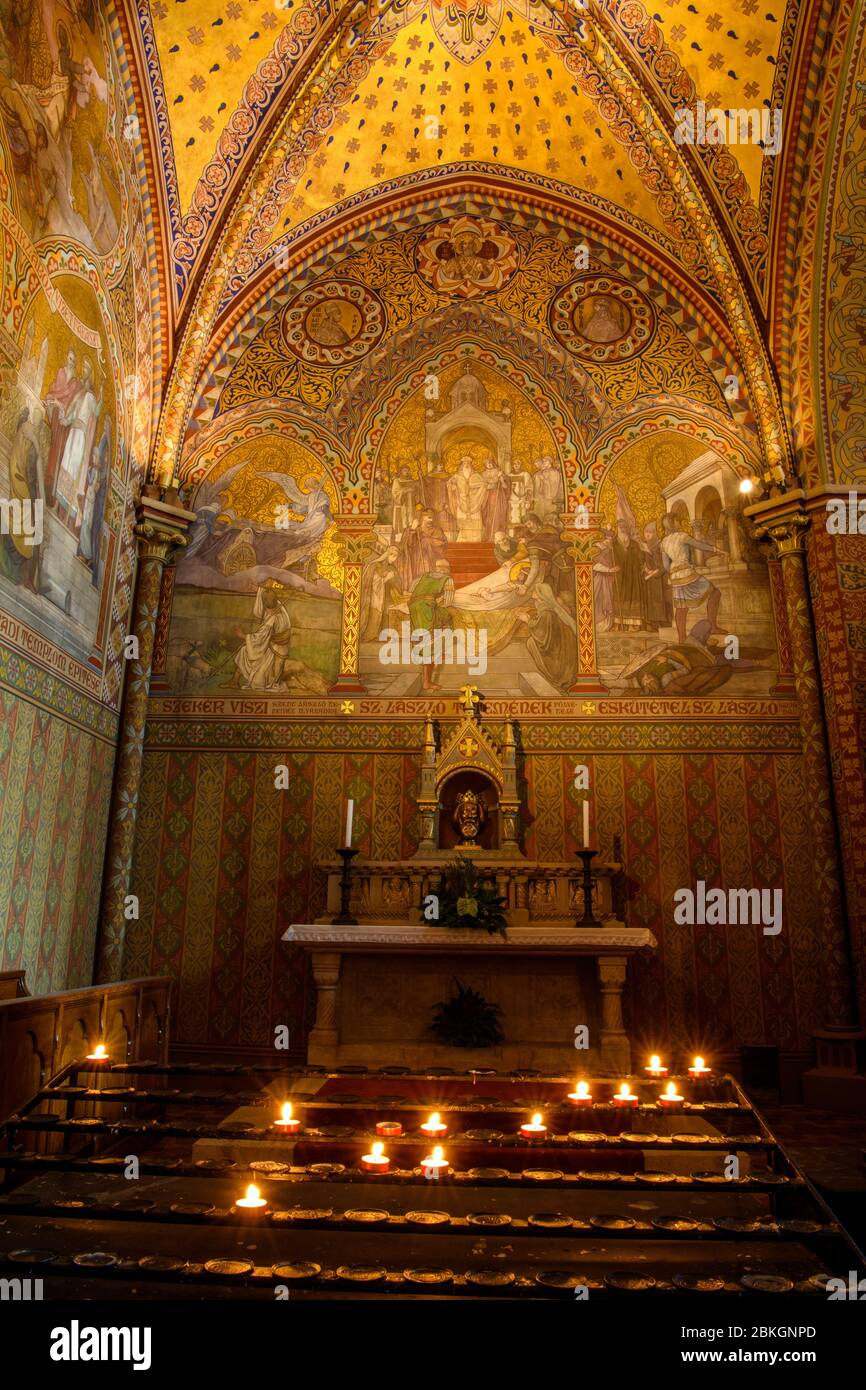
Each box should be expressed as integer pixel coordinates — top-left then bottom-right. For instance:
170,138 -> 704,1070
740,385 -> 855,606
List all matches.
110,0 -> 862,495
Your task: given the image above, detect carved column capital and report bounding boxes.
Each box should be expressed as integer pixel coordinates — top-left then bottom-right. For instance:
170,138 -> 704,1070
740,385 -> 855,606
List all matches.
745,493 -> 810,560
134,496 -> 197,565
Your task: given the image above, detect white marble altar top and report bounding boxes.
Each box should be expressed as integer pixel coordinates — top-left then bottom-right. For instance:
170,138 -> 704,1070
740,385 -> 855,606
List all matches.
284,923 -> 656,953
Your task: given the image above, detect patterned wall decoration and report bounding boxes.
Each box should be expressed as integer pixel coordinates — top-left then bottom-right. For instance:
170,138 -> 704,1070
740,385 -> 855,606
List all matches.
0,686 -> 115,992
127,736 -> 821,1056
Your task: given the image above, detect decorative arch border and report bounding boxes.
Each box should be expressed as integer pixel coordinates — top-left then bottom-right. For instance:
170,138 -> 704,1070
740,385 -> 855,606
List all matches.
180,403 -> 349,497
317,298 -> 605,457
589,407 -> 763,494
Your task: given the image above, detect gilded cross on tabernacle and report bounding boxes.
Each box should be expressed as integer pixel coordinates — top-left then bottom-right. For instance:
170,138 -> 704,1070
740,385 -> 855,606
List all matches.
458,683 -> 480,718
459,735 -> 479,758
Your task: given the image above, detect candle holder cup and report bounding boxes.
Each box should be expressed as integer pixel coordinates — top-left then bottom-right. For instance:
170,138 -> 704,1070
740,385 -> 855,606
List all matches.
332,847 -> 359,925
574,849 -> 603,928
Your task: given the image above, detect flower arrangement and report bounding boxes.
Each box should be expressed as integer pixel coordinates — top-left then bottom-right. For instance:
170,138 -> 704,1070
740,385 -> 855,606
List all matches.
428,856 -> 508,936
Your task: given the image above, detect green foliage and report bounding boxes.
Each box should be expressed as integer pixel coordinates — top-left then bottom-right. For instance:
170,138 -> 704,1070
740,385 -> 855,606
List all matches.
430,978 -> 504,1049
429,855 -> 508,936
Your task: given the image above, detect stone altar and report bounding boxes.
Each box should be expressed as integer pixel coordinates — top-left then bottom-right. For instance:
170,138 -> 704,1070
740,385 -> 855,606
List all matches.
286,688 -> 655,1073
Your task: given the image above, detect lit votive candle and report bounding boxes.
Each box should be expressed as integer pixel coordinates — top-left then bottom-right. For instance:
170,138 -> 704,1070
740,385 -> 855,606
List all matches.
234,1183 -> 268,1217
688,1055 -> 711,1079
375,1120 -> 403,1138
658,1080 -> 684,1110
273,1101 -> 301,1134
613,1082 -> 638,1108
361,1141 -> 390,1174
421,1145 -> 449,1179
420,1111 -> 448,1140
86,1043 -> 109,1062
644,1054 -> 668,1078
567,1080 -> 593,1106
520,1111 -> 548,1139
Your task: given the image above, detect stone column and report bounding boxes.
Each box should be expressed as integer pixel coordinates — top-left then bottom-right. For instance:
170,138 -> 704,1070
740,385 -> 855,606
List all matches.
94,494 -> 195,983
597,956 -> 630,1072
559,511 -> 608,695
308,951 -> 342,1065
749,498 -> 857,1041
330,519 -> 378,695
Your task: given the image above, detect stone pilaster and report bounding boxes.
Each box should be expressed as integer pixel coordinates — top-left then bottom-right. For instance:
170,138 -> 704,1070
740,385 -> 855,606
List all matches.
94,495 -> 195,983
330,519 -> 378,695
559,512 -> 608,695
748,495 -> 857,1037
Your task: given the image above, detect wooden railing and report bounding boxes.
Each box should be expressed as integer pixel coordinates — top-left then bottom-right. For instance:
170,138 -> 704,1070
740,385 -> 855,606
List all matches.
0,976 -> 171,1123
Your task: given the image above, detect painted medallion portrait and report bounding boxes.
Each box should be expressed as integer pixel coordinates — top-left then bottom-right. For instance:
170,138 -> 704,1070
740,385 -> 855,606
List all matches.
282,281 -> 384,367
551,277 -> 655,364
577,294 -> 631,344
416,216 -> 519,299
304,299 -> 363,349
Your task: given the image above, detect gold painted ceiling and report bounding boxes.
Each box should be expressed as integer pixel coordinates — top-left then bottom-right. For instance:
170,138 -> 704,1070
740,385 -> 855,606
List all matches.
138,0 -> 800,311
121,0 -> 848,488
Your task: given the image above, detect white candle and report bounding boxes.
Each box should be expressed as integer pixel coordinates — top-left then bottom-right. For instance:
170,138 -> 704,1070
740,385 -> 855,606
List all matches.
86,1043 -> 108,1062
345,799 -> 354,848
421,1145 -> 449,1178
582,800 -> 589,848
234,1183 -> 267,1214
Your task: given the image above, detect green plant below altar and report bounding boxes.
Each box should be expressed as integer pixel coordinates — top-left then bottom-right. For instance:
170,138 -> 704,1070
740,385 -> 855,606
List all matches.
430,978 -> 505,1048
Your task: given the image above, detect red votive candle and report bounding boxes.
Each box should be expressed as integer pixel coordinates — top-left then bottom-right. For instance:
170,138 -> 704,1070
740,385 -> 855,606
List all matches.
658,1081 -> 684,1111
361,1142 -> 390,1173
273,1102 -> 301,1134
375,1120 -> 403,1138
520,1112 -> 548,1139
420,1112 -> 448,1140
644,1054 -> 668,1078
567,1081 -> 593,1106
688,1055 -> 711,1079
612,1083 -> 638,1108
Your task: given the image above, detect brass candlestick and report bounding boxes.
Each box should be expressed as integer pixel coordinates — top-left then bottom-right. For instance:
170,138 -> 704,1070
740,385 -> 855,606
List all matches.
332,847 -> 359,924
574,849 -> 602,928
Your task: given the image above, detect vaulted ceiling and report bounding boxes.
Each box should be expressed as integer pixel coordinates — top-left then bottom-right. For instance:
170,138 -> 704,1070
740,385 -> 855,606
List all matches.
118,0 -> 855,486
